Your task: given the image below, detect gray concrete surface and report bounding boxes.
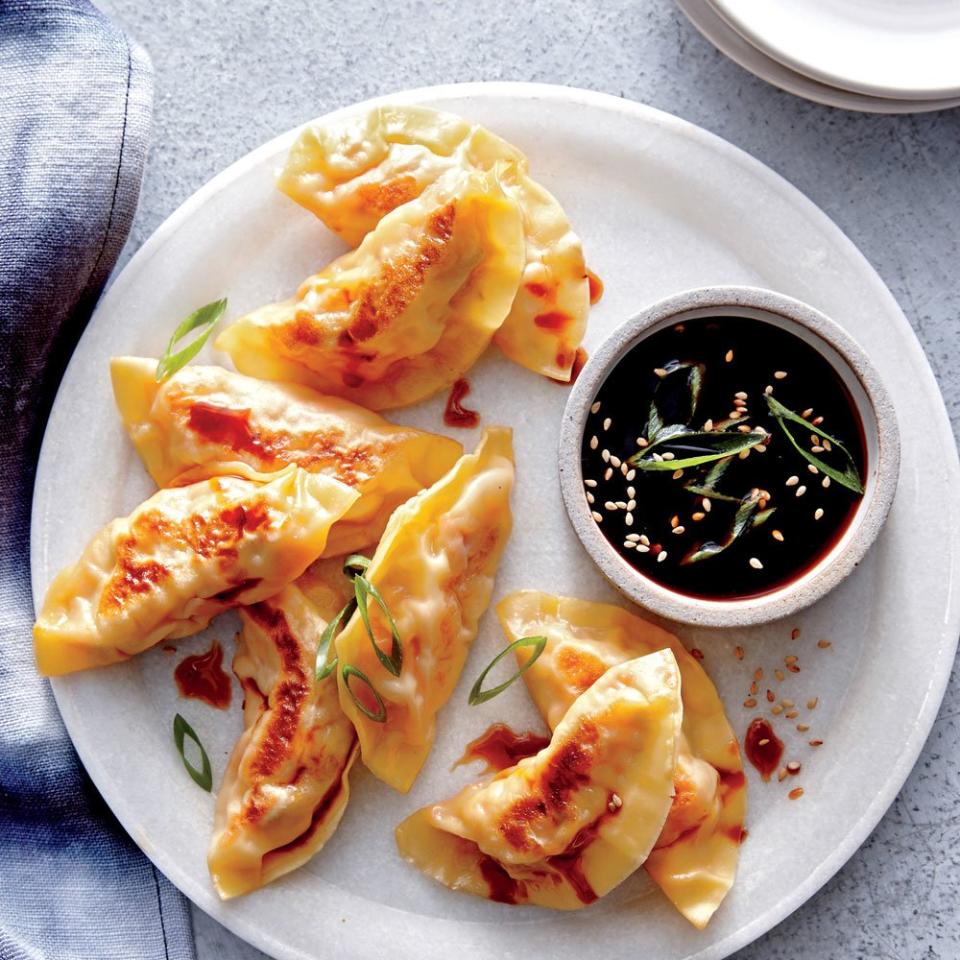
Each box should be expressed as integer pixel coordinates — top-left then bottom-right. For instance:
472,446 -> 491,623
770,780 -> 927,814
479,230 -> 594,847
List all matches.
95,1 -> 960,958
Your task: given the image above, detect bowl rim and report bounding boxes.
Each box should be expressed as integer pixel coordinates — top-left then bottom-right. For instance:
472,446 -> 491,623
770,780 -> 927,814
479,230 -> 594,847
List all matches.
558,284 -> 901,628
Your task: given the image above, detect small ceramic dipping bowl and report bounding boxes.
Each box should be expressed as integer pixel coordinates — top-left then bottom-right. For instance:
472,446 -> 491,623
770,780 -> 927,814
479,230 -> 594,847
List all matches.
558,286 -> 900,628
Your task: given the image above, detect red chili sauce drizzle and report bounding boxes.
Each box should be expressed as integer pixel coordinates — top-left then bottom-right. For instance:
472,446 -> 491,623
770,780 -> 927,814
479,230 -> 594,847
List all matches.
479,855 -> 525,905
744,718 -> 783,781
188,402 -> 267,458
585,268 -> 604,305
443,378 -> 480,428
455,723 -> 550,774
174,640 -> 232,710
549,347 -> 589,386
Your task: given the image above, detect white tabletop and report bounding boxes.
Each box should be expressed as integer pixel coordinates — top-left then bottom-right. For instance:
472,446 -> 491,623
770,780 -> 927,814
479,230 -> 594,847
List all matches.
95,1 -> 960,957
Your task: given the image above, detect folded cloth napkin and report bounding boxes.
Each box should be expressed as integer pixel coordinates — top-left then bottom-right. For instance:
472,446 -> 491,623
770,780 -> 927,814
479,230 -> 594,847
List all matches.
1,3 -> 196,959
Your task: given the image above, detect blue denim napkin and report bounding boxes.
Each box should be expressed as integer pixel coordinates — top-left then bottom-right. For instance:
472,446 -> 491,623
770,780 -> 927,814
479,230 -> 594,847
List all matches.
1,3 -> 196,958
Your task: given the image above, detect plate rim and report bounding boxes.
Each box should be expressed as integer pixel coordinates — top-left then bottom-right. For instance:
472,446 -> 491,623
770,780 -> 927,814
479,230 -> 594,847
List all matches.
31,80 -> 960,960
709,0 -> 960,101
674,0 -> 960,114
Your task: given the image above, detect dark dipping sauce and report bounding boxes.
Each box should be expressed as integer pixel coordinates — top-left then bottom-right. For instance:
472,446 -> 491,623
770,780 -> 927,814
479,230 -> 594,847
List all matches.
174,640 -> 232,709
582,316 -> 866,600
455,723 -> 550,773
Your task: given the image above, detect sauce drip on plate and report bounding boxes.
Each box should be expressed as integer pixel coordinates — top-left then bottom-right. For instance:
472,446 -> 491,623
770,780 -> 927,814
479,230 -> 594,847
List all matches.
443,378 -> 480,428
174,640 -> 232,709
744,717 -> 784,781
455,723 -> 550,773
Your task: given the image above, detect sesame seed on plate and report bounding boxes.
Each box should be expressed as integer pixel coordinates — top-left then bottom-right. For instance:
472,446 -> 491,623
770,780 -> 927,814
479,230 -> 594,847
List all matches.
815,508 -> 824,520
766,689 -> 775,703
796,485 -> 807,497
797,723 -> 810,732
749,557 -> 763,570
754,668 -> 764,680
788,787 -> 804,800
781,698 -> 794,708
772,704 -> 784,715
775,669 -> 785,682
589,435 -> 599,450
590,401 -> 601,414
592,511 -> 603,523
809,740 -> 824,747
743,698 -> 757,708
777,767 -> 788,782
602,417 -> 612,431
786,761 -> 801,773
807,697 -> 819,710
817,639 -> 832,648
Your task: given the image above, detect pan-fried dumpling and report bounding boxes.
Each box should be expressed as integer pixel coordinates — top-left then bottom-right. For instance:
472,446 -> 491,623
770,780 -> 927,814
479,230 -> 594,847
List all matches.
216,168 -> 525,410
33,467 -> 358,676
334,427 -> 514,792
110,358 -> 462,556
497,591 -> 746,929
395,651 -> 682,909
208,562 -> 358,898
277,105 -> 590,381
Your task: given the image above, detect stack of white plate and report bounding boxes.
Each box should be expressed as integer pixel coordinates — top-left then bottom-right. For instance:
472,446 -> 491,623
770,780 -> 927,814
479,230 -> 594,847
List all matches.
676,0 -> 960,113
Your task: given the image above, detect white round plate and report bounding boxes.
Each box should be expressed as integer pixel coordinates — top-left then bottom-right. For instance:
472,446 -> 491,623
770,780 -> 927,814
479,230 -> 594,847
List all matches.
711,0 -> 960,101
31,83 -> 960,960
676,0 -> 960,114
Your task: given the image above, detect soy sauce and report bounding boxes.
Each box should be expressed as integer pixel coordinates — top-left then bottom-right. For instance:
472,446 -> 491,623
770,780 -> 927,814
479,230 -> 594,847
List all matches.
581,316 -> 866,600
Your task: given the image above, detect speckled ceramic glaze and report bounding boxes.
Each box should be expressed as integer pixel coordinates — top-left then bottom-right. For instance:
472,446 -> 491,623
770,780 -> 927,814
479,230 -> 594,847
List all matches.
559,286 -> 900,628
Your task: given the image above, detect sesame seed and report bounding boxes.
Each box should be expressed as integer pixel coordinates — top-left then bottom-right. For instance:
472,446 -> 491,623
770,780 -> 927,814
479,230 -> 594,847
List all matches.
625,513 -> 634,527
652,452 -> 663,462
764,384 -> 773,395
604,501 -> 618,511
786,761 -> 801,773
823,439 -> 832,452
603,417 -> 612,431
636,437 -> 648,447
590,435 -> 599,450
590,401 -> 601,414
662,452 -> 675,461
636,544 -> 650,553
743,698 -> 757,708
809,740 -> 824,747
775,669 -> 785,682
791,628 -> 801,640
615,500 -> 627,509
725,349 -> 734,362
602,449 -> 610,462
817,639 -> 832,649
703,419 -> 714,431
772,704 -> 784,715
734,645 -> 744,660
772,529 -> 784,542
785,655 -> 798,664
766,689 -> 775,703
592,511 -> 603,522
702,498 -> 712,513
657,550 -> 667,563
626,533 -> 640,541
749,557 -> 764,570
627,499 -> 636,511
672,469 -> 684,480
622,540 -> 635,550
640,535 -> 650,545
812,416 -> 824,425
670,514 -> 679,528
586,493 -> 595,504
692,511 -> 705,521
750,680 -> 758,695
604,468 -> 613,481
739,449 -> 751,460
610,455 -> 621,468
626,469 -> 636,481
807,697 -> 818,710
620,462 -> 629,476
786,475 -> 799,486
822,476 -> 831,489
735,391 -> 748,400
627,486 -> 635,498
777,767 -> 789,782
815,508 -> 824,520
802,408 -> 814,419
673,525 -> 686,535
758,738 -> 770,747
774,370 -> 788,379
737,424 -> 752,433
607,793 -> 623,812
788,787 -> 804,800
787,663 -> 801,674
796,485 -> 807,497
797,723 -> 810,732
811,445 -> 824,453
785,710 -> 799,719
654,367 -> 668,378
754,668 -> 764,681
584,478 -> 597,488
729,410 -> 742,420
808,464 -> 819,475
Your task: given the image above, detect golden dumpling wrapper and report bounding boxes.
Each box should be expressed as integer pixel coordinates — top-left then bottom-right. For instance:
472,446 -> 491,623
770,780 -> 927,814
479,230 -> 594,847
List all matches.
396,650 -> 682,909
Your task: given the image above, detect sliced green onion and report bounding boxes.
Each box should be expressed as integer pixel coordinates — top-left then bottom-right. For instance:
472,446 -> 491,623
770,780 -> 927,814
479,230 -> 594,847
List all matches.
630,429 -> 765,471
155,298 -> 227,382
173,713 -> 212,791
354,574 -> 402,677
342,664 -> 387,723
316,598 -> 356,680
468,636 -> 548,706
342,554 -> 371,579
765,394 -> 863,494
